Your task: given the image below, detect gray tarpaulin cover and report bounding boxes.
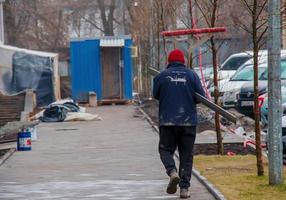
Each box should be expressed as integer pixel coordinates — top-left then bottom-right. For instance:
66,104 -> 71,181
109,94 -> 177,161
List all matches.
0,46 -> 14,93
12,52 -> 55,106
0,45 -> 58,106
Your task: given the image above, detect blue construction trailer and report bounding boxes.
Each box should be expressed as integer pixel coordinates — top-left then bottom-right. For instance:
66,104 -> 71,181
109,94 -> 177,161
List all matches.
70,36 -> 133,103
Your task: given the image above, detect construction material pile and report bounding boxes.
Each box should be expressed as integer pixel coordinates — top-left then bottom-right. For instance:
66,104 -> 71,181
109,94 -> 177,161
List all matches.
32,99 -> 102,123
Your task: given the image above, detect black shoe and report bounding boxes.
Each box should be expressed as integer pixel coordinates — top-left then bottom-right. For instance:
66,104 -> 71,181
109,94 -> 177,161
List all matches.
166,171 -> 180,194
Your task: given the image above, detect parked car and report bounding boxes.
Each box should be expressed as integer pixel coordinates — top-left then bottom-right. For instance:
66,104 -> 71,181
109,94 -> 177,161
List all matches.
259,84 -> 286,125
218,51 -> 270,80
219,50 -> 286,80
283,135 -> 286,164
265,118 -> 286,165
237,59 -> 286,115
209,51 -> 286,105
194,66 -> 214,88
209,51 -> 269,101
218,50 -> 286,89
219,63 -> 268,108
236,81 -> 268,116
219,52 -> 253,80
266,130 -> 286,165
194,66 -> 213,81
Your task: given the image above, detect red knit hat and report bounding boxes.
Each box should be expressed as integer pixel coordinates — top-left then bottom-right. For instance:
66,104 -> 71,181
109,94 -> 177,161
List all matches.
168,49 -> 185,64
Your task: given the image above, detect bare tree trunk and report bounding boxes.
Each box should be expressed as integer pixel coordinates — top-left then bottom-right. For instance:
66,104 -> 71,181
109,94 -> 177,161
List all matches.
282,0 -> 286,48
3,1 -> 17,45
32,0 -> 41,49
170,3 -> 177,49
211,37 -> 224,154
252,0 -> 264,176
53,10 -> 63,51
97,0 -> 115,36
159,0 -> 168,64
188,0 -> 194,69
211,0 -> 223,155
156,2 -> 160,69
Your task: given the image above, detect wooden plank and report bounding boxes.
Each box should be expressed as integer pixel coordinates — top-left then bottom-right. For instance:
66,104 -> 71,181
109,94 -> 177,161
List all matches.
0,92 -> 26,127
99,99 -> 131,105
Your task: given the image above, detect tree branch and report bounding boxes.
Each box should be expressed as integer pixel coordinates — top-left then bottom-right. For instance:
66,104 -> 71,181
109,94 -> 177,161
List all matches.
241,0 -> 253,14
256,0 -> 268,21
194,0 -> 211,27
257,26 -> 268,44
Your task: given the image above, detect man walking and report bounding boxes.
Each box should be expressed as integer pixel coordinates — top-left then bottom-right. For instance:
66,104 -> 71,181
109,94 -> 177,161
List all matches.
153,49 -> 205,199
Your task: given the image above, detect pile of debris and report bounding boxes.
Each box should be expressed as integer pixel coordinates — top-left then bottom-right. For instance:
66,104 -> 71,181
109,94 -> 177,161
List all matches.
139,98 -> 266,155
32,99 -> 102,123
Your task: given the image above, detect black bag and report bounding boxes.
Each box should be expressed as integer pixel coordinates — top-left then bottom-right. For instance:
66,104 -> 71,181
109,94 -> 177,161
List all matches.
40,105 -> 68,122
63,102 -> 80,112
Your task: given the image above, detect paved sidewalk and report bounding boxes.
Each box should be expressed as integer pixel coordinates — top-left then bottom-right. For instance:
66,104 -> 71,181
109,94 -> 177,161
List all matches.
0,105 -> 215,200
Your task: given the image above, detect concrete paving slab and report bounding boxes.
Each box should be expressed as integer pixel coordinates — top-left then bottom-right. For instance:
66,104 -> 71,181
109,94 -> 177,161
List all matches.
0,105 -> 215,200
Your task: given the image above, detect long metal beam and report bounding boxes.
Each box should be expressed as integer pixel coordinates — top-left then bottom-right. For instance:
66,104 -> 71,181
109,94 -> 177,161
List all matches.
149,67 -> 237,124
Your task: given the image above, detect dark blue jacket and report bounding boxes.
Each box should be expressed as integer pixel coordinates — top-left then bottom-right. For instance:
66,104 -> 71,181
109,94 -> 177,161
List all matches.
153,62 -> 205,126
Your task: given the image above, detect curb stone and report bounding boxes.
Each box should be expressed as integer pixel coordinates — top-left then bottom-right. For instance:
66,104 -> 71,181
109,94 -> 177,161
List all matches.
0,148 -> 16,167
192,168 -> 227,200
137,106 -> 227,200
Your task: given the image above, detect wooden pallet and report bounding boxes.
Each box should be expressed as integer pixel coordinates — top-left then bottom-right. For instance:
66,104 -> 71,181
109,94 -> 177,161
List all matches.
98,99 -> 132,106
0,92 -> 25,127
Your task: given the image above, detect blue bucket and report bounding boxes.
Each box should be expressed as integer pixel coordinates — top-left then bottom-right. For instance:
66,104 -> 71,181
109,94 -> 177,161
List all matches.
17,131 -> 32,151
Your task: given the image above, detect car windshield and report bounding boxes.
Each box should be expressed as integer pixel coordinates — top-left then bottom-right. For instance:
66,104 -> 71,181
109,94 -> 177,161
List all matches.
220,56 -> 251,70
195,67 -> 213,79
231,65 -> 266,81
259,60 -> 286,80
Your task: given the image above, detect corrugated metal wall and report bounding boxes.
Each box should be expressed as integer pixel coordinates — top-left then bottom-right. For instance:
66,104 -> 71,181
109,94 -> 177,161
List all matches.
71,39 -> 101,102
123,39 -> 133,100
